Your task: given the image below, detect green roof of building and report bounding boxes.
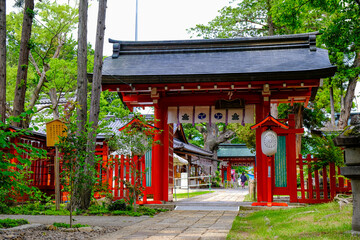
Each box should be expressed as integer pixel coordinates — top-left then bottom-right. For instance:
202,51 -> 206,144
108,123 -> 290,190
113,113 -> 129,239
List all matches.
217,144 -> 255,157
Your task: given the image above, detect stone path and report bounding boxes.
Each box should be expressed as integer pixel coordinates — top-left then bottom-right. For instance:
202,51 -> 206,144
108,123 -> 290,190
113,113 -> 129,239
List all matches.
98,188 -> 248,239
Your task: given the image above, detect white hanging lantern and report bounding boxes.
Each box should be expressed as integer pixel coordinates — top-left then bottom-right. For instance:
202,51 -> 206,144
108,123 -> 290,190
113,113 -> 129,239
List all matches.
261,130 -> 278,156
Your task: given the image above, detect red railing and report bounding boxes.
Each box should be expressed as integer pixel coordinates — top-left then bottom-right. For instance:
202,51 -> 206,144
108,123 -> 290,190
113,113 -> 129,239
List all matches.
104,155 -> 147,203
297,154 -> 352,204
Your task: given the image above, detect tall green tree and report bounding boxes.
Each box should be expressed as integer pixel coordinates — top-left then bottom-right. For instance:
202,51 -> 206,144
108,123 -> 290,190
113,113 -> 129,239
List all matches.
271,0 -> 360,129
6,0 -> 79,126
83,0 -> 108,210
188,0 -> 277,38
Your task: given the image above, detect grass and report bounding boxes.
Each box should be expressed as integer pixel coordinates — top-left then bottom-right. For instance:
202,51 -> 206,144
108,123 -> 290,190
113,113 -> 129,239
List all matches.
53,222 -> 89,228
2,202 -> 167,217
228,202 -> 356,239
227,202 -> 359,240
3,202 -> 69,215
0,218 -> 29,228
173,191 -> 214,199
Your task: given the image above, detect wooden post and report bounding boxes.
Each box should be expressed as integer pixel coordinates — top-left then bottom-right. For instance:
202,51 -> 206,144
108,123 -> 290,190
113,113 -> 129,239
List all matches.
55,146 -> 60,211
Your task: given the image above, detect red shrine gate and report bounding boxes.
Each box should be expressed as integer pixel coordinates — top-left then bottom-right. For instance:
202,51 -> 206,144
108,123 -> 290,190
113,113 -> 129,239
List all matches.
98,33 -> 337,204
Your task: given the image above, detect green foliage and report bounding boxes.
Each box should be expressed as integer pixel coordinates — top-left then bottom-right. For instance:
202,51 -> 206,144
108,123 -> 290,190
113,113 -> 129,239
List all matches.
182,123 -> 204,147
188,0 -> 278,38
106,115 -> 160,211
88,204 -> 110,215
52,222 -> 89,228
234,166 -> 249,175
212,171 -> 222,187
302,133 -> 343,170
0,112 -> 47,205
4,202 -> 69,216
108,199 -> 127,211
0,218 -> 29,228
228,123 -> 256,153
278,103 -> 328,130
6,0 -> 81,123
56,121 -> 102,211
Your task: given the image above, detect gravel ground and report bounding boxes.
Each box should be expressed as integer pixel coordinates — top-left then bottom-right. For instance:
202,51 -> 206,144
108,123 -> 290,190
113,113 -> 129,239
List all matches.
0,215 -> 149,240
0,224 -> 122,240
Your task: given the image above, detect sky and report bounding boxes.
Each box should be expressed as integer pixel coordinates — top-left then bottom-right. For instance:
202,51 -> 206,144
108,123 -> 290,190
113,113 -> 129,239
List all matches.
90,0 -> 230,56
7,0 -> 230,56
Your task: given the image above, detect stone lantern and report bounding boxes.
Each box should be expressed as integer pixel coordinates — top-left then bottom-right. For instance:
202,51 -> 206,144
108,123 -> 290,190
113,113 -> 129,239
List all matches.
333,115 -> 360,234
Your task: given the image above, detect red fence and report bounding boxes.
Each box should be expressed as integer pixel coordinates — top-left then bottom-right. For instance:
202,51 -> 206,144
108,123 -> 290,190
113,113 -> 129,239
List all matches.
103,155 -> 147,203
296,154 -> 352,204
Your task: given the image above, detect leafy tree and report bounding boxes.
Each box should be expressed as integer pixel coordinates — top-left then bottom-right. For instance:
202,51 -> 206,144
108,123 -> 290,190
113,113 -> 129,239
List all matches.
82,0 -> 108,211
228,123 -> 256,152
107,115 -> 160,211
56,121 -> 100,227
183,123 -> 235,157
188,0 -> 278,38
272,0 -> 360,129
6,0 -> 79,126
183,123 -> 204,147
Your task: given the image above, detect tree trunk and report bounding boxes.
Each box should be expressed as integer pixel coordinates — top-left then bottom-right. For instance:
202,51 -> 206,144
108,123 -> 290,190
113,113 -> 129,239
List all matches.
70,0 -> 89,211
266,0 -> 274,36
0,0 -> 6,122
76,0 -> 88,133
81,0 -> 107,210
329,85 -> 336,127
13,0 -> 34,127
202,123 -> 235,158
338,51 -> 360,129
49,88 -> 60,119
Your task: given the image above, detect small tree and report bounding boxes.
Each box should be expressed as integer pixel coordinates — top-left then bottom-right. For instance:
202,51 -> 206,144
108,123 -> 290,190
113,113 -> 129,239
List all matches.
107,116 -> 160,211
56,121 -> 100,227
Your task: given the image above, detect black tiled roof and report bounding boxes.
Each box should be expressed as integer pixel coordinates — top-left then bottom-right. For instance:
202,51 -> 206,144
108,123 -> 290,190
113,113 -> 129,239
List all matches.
173,138 -> 213,157
99,33 -> 336,84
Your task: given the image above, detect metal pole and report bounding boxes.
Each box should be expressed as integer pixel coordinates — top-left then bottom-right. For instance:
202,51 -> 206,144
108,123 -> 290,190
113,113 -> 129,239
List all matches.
135,0 -> 138,41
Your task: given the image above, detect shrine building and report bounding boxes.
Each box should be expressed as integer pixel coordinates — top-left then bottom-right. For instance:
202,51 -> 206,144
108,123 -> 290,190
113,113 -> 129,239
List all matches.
98,33 -> 336,204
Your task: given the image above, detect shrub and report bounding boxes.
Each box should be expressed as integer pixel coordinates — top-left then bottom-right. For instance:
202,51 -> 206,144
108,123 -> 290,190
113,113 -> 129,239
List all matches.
53,222 -> 89,228
108,199 -> 127,211
0,218 -> 29,228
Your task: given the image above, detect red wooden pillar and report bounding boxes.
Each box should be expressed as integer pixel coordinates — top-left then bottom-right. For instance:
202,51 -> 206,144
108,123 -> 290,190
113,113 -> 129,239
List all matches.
152,105 -> 163,202
255,93 -> 271,202
255,103 -> 264,202
287,114 -> 298,202
162,107 -> 170,202
152,102 -> 171,203
227,164 -> 231,182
